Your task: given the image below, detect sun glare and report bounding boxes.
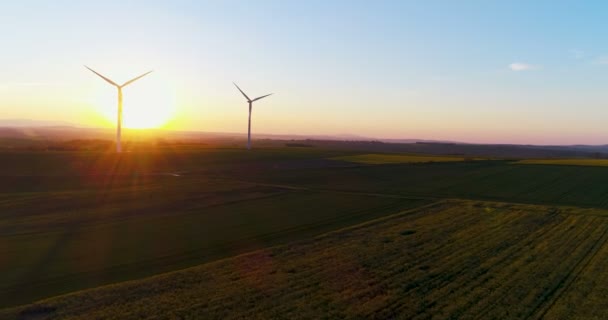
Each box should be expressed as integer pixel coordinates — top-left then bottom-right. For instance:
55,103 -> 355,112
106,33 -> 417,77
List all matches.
90,76 -> 176,129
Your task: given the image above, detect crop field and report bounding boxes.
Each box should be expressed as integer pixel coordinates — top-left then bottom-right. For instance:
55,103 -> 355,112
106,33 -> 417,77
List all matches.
5,147 -> 608,315
258,160 -> 608,209
516,158 -> 608,167
5,199 -> 608,319
331,153 -> 476,164
0,167 -> 428,308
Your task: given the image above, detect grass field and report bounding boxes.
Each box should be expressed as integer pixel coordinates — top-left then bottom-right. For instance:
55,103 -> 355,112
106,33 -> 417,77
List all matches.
331,153 -> 476,164
516,158 -> 608,167
0,168 -> 428,308
256,160 -> 608,209
5,200 -> 608,319
5,147 -> 608,314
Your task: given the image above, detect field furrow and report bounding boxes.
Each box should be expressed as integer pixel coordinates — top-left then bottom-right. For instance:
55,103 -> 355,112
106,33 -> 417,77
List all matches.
6,200 -> 608,319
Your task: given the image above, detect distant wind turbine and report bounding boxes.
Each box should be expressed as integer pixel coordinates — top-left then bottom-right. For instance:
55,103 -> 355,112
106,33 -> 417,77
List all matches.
233,83 -> 273,150
85,66 -> 153,153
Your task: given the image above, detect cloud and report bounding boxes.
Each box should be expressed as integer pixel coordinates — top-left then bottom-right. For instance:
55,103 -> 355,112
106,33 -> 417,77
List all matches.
508,62 -> 539,71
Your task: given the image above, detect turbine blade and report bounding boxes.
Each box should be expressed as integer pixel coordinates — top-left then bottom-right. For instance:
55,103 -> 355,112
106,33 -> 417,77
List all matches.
85,65 -> 119,87
252,93 -> 273,102
121,70 -> 153,87
233,82 -> 251,101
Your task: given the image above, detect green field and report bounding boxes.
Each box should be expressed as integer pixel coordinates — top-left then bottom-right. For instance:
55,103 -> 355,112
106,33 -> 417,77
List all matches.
5,200 -> 608,319
5,147 -> 608,317
259,160 -> 608,209
517,158 -> 608,167
0,174 -> 427,308
332,153 -> 476,164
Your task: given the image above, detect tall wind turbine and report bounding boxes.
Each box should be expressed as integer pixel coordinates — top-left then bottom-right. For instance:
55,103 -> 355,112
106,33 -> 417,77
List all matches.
233,83 -> 273,150
85,66 -> 153,153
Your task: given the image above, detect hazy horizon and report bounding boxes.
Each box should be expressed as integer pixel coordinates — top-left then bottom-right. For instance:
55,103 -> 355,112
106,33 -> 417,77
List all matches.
2,1 -> 608,145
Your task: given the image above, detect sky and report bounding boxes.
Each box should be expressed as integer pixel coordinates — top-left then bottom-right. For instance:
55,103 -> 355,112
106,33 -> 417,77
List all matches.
1,0 -> 608,144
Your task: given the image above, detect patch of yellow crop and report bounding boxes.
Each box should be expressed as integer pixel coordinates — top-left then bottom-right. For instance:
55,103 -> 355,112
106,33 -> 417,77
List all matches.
516,159 -> 608,167
332,153 -> 473,164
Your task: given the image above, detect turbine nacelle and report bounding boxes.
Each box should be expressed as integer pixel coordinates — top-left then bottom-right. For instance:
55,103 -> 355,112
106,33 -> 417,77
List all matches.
233,82 -> 274,150
85,66 -> 153,89
233,82 -> 272,104
85,65 -> 153,153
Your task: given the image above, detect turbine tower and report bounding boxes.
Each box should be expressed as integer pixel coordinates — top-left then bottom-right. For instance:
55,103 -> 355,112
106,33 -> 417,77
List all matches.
233,83 -> 273,150
85,66 -> 153,153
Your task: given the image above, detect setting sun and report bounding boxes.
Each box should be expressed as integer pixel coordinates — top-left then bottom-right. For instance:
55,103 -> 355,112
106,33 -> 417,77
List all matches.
8,1 -> 608,318
90,76 -> 176,129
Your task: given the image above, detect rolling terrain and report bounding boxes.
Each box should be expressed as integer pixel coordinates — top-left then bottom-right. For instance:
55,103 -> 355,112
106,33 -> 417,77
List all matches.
3,144 -> 608,318
0,148 -> 430,308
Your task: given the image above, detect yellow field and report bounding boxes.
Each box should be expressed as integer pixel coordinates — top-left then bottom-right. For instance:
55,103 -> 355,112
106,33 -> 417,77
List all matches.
516,159 -> 608,167
332,153 -> 474,164
5,200 -> 608,319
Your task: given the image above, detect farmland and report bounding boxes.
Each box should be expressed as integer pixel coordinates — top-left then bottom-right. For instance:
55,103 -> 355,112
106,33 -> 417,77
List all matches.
255,160 -> 608,209
4,146 -> 608,316
5,200 -> 608,319
331,153 -> 478,164
0,172 -> 427,308
516,158 -> 608,167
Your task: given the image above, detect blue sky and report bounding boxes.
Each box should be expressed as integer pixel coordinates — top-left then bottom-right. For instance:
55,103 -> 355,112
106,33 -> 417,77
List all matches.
1,1 -> 608,144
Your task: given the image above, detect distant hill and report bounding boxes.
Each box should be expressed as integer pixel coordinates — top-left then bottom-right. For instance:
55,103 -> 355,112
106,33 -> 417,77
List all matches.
0,123 -> 445,144
0,119 -> 78,127
0,121 -> 607,158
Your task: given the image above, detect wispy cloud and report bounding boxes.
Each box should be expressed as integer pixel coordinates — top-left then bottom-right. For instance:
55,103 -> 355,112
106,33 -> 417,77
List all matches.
508,62 -> 540,72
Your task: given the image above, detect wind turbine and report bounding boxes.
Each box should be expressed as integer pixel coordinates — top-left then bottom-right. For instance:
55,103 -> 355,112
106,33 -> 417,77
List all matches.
85,66 -> 153,153
233,83 -> 273,150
